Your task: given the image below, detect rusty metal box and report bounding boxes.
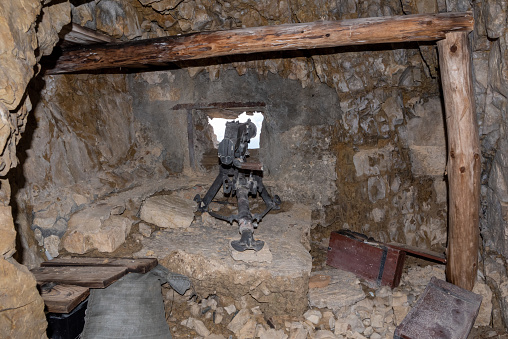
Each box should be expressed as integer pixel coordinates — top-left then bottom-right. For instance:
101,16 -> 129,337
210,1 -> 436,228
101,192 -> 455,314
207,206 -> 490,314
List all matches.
326,230 -> 406,288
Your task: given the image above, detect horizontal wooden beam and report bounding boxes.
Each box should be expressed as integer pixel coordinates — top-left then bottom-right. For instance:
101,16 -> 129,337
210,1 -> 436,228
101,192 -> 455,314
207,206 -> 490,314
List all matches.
172,101 -> 266,111
46,12 -> 473,74
59,23 -> 115,46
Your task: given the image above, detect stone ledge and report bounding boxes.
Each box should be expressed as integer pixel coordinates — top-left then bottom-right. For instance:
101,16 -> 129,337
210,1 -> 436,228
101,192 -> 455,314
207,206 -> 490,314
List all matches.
134,204 -> 312,316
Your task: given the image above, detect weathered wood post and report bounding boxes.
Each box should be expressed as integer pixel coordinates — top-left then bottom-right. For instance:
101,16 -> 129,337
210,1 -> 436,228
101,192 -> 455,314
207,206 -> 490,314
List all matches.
46,12 -> 473,74
437,32 -> 480,291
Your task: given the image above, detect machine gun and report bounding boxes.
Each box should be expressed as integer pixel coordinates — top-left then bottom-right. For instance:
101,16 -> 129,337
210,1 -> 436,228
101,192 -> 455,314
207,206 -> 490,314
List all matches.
194,119 -> 281,252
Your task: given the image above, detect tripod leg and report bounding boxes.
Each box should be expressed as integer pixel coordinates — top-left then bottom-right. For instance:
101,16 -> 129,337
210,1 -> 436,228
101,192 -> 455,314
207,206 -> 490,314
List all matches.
195,173 -> 223,212
255,175 -> 281,209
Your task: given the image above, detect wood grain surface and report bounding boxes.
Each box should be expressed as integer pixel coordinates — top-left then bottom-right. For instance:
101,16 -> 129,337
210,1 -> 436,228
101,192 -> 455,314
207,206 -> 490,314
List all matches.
41,284 -> 90,313
46,12 -> 473,74
437,32 -> 480,291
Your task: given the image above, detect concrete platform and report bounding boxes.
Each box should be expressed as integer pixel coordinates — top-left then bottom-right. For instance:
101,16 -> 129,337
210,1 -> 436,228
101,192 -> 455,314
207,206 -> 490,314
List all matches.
134,203 -> 312,316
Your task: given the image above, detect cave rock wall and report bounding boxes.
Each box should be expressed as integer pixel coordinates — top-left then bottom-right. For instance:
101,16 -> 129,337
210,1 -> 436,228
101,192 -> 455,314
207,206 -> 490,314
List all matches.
17,0 -> 451,263
0,0 -> 71,337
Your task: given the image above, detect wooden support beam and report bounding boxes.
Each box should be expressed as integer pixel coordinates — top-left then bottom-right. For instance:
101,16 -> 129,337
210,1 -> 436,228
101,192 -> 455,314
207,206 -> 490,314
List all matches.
437,32 -> 480,291
46,12 -> 473,74
59,23 -> 115,46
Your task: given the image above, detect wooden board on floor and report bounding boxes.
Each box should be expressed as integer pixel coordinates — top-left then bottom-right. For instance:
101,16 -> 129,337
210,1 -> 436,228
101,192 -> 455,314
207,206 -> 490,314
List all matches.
40,257 -> 158,273
42,284 -> 89,313
31,266 -> 127,288
386,242 -> 447,264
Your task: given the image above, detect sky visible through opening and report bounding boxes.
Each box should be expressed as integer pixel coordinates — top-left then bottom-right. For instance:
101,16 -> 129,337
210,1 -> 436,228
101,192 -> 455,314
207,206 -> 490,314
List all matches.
208,112 -> 263,149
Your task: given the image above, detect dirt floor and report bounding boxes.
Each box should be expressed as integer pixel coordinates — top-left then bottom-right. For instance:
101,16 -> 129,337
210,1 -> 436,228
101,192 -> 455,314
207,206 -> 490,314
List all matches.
308,230 -> 508,339
56,208 -> 508,338
153,236 -> 508,339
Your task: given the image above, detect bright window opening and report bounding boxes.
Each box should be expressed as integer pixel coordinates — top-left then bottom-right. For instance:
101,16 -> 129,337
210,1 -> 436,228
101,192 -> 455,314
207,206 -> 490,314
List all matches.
208,111 -> 264,149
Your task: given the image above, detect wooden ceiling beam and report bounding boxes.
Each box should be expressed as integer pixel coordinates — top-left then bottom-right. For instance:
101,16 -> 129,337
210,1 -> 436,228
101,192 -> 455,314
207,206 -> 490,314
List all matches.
46,12 -> 473,74
59,23 -> 115,46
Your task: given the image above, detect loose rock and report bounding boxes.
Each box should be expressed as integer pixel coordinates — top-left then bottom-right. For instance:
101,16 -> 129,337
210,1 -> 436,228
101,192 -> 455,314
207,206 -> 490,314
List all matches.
303,309 -> 322,324
193,318 -> 210,337
139,194 -> 195,229
473,280 -> 493,327
227,309 -> 251,334
230,243 -> 273,263
63,205 -> 132,253
224,304 -> 237,315
309,269 -> 366,311
259,328 -> 288,339
138,222 -> 152,237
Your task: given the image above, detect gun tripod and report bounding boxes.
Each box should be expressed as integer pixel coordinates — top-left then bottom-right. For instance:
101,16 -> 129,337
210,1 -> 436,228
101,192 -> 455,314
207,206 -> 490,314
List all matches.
194,165 -> 280,251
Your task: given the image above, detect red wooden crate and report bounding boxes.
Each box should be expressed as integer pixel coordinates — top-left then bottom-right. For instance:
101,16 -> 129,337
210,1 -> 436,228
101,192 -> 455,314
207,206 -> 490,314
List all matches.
326,231 -> 406,288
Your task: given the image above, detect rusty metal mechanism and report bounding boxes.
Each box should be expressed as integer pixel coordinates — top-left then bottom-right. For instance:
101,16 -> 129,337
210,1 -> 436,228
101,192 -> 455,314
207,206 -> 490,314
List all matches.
194,119 -> 281,252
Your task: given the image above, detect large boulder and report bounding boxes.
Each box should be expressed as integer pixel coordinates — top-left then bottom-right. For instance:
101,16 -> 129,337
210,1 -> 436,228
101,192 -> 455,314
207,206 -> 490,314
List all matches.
63,203 -> 132,254
0,258 -> 48,339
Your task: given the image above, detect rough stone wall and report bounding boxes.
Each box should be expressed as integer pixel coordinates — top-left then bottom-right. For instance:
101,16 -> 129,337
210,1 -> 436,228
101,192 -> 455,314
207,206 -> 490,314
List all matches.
129,68 -> 340,208
321,51 -> 446,249
470,0 -> 508,329
14,73 -> 169,265
16,0 -> 450,263
0,0 -> 71,337
119,0 -> 448,253
476,0 -> 508,258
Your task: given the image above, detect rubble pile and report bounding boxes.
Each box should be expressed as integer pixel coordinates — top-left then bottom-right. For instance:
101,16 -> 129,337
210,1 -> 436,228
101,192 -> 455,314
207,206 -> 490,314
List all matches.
160,264 -> 495,339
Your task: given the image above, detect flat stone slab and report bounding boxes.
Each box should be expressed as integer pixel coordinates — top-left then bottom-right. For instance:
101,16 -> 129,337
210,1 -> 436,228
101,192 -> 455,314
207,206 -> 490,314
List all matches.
308,269 -> 366,311
134,204 -> 312,316
230,243 -> 273,263
139,194 -> 196,229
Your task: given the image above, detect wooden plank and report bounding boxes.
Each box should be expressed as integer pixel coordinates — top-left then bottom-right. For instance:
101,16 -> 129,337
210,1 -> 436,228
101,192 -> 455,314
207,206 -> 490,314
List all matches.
45,12 -> 473,74
386,242 -> 446,264
31,266 -> 127,288
40,257 -> 157,273
41,284 -> 89,313
60,23 -> 115,46
437,32 -> 480,291
172,101 -> 266,111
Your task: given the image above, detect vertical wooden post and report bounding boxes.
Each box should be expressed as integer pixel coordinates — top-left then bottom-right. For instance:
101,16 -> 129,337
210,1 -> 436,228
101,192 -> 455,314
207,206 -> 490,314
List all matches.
437,32 -> 480,291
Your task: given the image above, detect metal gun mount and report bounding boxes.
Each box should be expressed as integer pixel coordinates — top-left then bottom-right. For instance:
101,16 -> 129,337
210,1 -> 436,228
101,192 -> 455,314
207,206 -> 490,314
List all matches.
194,119 -> 281,252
